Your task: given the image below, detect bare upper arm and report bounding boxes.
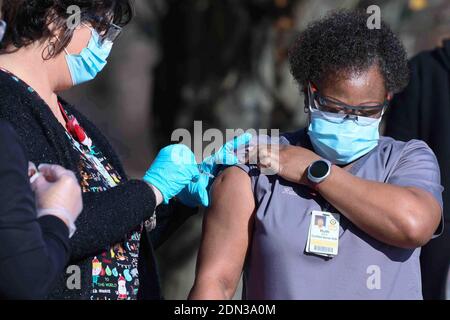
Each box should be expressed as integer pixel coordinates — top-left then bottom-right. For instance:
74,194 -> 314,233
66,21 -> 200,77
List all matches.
193,166 -> 255,295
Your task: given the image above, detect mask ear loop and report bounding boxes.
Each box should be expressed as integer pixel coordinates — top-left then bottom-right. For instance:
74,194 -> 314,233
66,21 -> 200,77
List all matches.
54,34 -> 70,55
56,22 -> 94,56
305,83 -> 316,126
304,82 -> 314,114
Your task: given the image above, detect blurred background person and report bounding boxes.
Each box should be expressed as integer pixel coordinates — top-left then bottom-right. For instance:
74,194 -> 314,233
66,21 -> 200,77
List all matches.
385,38 -> 450,300
0,12 -> 83,299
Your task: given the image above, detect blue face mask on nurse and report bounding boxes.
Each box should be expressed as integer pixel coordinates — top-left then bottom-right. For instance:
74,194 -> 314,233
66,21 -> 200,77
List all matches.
306,77 -> 390,165
61,22 -> 121,85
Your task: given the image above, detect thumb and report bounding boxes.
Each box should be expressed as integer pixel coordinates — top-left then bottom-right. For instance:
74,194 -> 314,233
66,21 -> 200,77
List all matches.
221,133 -> 253,165
198,186 -> 210,207
225,133 -> 253,151
190,174 -> 211,207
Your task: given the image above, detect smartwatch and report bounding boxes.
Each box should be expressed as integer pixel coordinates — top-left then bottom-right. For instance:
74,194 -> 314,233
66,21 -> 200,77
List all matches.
307,159 -> 332,184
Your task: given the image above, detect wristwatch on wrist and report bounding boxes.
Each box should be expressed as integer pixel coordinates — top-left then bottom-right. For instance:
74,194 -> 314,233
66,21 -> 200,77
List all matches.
307,159 -> 332,184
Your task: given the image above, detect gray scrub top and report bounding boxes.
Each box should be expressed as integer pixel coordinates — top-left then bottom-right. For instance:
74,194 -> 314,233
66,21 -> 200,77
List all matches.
236,129 -> 444,300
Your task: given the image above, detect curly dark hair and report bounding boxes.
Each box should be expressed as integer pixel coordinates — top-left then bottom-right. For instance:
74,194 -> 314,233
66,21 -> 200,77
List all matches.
0,0 -> 134,58
288,10 -> 409,94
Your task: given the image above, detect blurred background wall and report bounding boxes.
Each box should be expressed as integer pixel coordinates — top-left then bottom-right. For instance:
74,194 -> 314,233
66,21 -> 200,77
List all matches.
61,0 -> 450,299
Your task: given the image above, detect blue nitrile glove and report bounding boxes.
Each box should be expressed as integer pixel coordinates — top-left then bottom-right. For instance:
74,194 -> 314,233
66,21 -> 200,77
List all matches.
143,144 -> 200,204
176,172 -> 211,207
177,133 -> 253,207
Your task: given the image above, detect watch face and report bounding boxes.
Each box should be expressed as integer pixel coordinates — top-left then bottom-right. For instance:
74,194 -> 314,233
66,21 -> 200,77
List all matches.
310,160 -> 329,179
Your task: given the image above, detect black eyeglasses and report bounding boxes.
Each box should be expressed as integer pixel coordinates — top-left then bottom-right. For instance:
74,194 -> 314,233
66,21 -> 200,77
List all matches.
81,14 -> 123,44
308,83 -> 389,119
100,23 -> 122,44
78,22 -> 122,45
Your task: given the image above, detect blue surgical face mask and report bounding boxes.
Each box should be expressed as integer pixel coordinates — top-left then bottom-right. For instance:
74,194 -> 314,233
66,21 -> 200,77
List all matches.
64,28 -> 113,86
307,108 -> 382,165
0,20 -> 6,42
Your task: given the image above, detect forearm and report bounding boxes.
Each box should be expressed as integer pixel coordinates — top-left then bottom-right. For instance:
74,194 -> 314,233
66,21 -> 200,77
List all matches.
316,165 -> 436,248
0,216 -> 70,299
69,179 -> 156,261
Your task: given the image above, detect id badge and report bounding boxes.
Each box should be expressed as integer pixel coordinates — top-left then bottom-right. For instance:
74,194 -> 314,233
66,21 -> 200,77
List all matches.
306,210 -> 340,257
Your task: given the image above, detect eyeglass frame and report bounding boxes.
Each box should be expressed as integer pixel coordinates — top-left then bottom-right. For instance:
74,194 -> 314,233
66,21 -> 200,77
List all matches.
100,23 -> 122,44
74,21 -> 123,45
306,82 -> 389,119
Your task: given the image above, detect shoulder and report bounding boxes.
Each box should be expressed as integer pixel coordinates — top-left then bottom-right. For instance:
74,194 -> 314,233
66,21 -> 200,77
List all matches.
216,165 -> 251,182
211,167 -> 253,204
0,69 -> 32,100
0,71 -> 29,112
379,136 -> 439,171
0,71 -> 42,135
0,120 -> 22,147
206,166 -> 255,227
0,120 -> 27,166
379,136 -> 436,157
213,166 -> 252,192
0,120 -> 15,137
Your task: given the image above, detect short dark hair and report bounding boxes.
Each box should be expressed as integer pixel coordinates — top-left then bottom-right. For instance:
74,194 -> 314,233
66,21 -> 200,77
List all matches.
0,0 -> 134,58
288,10 -> 409,94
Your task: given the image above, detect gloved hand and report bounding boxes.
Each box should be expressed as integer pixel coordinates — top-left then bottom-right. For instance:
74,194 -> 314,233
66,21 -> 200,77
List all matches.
177,133 -> 253,207
30,163 -> 83,238
200,133 -> 253,176
143,144 -> 200,205
176,172 -> 210,207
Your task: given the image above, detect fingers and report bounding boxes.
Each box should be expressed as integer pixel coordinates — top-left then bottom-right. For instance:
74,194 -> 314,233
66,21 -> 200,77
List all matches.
226,133 -> 253,150
31,164 -> 77,192
28,162 -> 38,178
156,144 -> 197,166
30,174 -> 48,193
198,186 -> 210,207
219,133 -> 254,165
189,174 -> 211,207
38,164 -> 76,183
28,162 -> 41,184
246,144 -> 280,175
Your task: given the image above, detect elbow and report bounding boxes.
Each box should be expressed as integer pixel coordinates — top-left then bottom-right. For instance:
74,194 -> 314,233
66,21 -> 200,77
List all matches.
218,276 -> 238,299
401,218 -> 430,248
190,274 -> 237,300
395,187 -> 443,249
398,202 -> 434,248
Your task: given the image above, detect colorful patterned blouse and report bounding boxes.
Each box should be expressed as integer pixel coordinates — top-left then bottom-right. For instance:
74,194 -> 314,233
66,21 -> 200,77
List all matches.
63,119 -> 142,300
